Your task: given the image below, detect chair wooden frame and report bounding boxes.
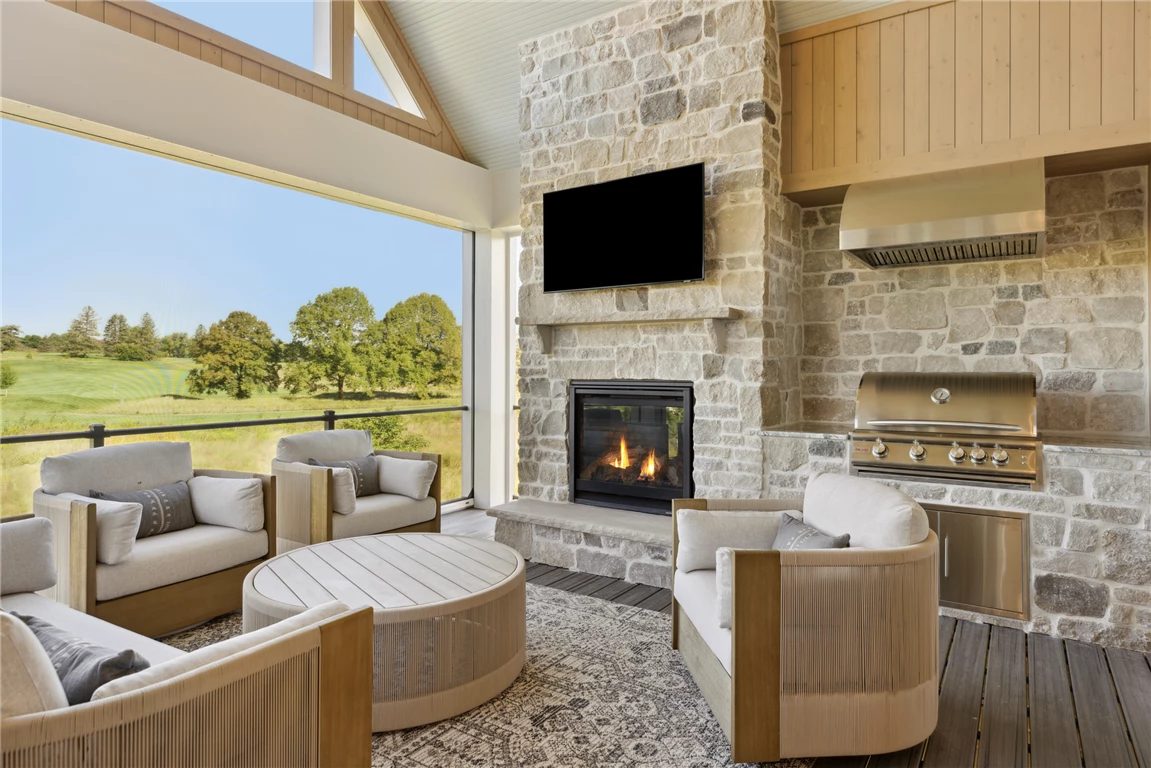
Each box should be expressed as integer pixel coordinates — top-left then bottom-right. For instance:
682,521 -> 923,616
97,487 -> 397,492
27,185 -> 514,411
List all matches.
671,498 -> 940,763
33,469 -> 277,639
272,449 -> 441,552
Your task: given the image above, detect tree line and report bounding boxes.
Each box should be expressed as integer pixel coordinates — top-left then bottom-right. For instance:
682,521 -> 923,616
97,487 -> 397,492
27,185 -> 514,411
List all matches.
1,287 -> 462,400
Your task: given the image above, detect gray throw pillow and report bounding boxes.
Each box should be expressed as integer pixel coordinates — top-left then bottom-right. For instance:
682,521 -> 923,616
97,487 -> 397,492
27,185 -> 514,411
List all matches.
91,481 -> 194,539
11,612 -> 150,705
772,514 -> 850,550
308,455 -> 381,498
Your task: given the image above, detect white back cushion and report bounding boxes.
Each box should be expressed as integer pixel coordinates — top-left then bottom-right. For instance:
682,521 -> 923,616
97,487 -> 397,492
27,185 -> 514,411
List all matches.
40,442 -> 193,496
0,517 -> 57,595
376,455 -> 437,500
275,430 -> 373,464
91,601 -> 349,701
188,476 -> 264,531
1,612 -> 69,717
330,468 -> 357,514
56,494 -> 141,565
803,473 -> 929,549
675,509 -> 793,573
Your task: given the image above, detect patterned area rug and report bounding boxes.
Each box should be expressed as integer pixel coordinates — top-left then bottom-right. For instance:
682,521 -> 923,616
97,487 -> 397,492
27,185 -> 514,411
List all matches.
165,584 -> 811,768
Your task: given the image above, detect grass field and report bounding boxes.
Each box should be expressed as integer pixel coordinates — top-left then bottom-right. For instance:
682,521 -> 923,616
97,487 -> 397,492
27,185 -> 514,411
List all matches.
0,352 -> 465,516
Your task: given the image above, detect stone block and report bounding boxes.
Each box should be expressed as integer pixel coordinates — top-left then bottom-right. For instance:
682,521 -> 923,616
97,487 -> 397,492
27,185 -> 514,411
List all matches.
887,292 -> 947,329
1026,298 -> 1092,325
1021,327 -> 1068,354
803,324 -> 839,356
872,331 -> 921,354
956,263 -> 1002,286
920,356 -> 967,372
1089,395 -> 1149,433
1035,550 -> 1101,579
993,301 -> 1026,326
1092,296 -> 1145,323
703,47 -> 747,79
627,561 -> 672,589
803,288 -> 845,322
1031,515 -> 1067,547
687,82 -> 720,111
532,538 -> 576,568
1093,471 -> 1151,506
1067,520 -> 1098,552
897,267 -> 950,290
1021,284 -> 1046,302
1100,209 -> 1145,241
841,333 -> 872,356
1041,370 -> 1094,391
575,548 -> 627,579
947,307 -> 992,342
996,491 -> 1066,515
1102,528 -> 1151,585
1073,503 -> 1144,525
1034,573 -> 1109,618
996,285 -> 1021,299
765,438 -> 807,471
495,518 -> 533,558
716,1 -> 762,44
950,486 -> 994,506
1038,394 -> 1087,430
626,28 -> 661,57
1068,328 -> 1143,370
662,14 -> 701,50
1102,372 -> 1144,392
986,340 -> 1017,355
1045,243 -> 1104,270
948,287 -> 994,307
1047,174 -> 1105,216
1115,586 -> 1151,606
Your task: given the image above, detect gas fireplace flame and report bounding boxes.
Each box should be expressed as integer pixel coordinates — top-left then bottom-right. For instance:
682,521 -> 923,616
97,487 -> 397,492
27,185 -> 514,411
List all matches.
610,436 -> 630,469
640,449 -> 657,478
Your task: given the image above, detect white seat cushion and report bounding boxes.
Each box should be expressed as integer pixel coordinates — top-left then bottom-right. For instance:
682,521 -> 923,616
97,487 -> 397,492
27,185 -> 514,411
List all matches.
40,442 -> 193,496
673,568 -> 731,675
803,473 -> 929,549
275,430 -> 373,464
0,593 -> 185,666
331,494 -> 436,539
95,525 -> 268,601
92,602 -> 348,701
0,611 -> 69,718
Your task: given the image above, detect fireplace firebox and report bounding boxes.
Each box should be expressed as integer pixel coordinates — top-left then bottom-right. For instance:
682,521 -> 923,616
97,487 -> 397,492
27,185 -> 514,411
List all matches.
568,380 -> 693,515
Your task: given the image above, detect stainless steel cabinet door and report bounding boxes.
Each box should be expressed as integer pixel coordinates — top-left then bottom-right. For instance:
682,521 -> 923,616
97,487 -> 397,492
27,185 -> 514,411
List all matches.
930,506 -> 1029,619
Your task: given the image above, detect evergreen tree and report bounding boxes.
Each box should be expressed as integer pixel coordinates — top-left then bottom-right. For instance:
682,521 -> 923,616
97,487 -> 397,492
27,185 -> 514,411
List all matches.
63,306 -> 101,357
116,313 -> 160,361
376,293 -> 462,399
191,324 -> 207,357
186,311 -> 280,399
283,287 -> 377,400
103,314 -> 129,356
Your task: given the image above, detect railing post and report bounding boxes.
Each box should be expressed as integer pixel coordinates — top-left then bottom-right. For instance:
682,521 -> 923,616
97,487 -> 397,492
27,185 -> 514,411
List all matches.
323,410 -> 337,431
90,424 -> 106,448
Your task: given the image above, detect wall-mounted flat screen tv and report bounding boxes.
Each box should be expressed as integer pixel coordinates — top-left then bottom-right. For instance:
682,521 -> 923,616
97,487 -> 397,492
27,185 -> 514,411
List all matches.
543,162 -> 705,294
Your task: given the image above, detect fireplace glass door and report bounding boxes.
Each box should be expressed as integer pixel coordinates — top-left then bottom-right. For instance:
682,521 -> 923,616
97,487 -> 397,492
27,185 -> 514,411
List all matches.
569,381 -> 693,515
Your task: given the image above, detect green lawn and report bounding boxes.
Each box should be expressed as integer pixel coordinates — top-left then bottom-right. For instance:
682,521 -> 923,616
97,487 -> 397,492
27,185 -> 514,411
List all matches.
1,352 -> 464,516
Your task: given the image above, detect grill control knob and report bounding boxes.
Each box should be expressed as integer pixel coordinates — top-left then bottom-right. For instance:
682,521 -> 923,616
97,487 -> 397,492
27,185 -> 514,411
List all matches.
948,442 -> 966,463
969,444 -> 987,464
992,445 -> 1010,466
909,440 -> 926,461
872,439 -> 888,458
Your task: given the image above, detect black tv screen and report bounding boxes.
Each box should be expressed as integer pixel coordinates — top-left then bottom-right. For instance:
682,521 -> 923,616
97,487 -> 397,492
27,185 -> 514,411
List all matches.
543,163 -> 704,293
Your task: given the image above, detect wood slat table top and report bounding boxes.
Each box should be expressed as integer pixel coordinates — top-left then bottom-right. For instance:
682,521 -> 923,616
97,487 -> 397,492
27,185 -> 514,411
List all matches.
249,534 -> 523,612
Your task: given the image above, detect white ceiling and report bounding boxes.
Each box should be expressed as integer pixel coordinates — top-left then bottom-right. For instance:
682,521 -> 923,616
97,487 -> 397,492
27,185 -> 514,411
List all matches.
389,0 -> 898,171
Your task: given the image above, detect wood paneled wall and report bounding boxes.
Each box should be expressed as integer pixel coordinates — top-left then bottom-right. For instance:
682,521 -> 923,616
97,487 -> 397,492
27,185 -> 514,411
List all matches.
47,0 -> 468,162
780,0 -> 1151,199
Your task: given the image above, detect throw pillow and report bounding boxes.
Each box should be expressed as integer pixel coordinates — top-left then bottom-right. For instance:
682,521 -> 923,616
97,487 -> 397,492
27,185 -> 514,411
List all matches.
803,473 -> 928,550
675,508 -> 794,573
57,493 -> 142,565
12,612 -> 150,705
376,455 -> 438,500
0,612 -> 69,717
0,516 -> 57,595
308,456 -> 381,498
327,467 -> 358,514
90,482 -> 194,540
187,475 -> 264,532
772,513 -> 851,551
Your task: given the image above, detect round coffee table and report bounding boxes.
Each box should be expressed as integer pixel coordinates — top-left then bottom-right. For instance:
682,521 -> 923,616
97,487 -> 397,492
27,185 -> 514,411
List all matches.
242,533 -> 526,732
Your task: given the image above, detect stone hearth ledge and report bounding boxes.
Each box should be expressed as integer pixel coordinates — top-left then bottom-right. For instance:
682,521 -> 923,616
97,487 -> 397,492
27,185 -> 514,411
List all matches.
489,499 -> 673,588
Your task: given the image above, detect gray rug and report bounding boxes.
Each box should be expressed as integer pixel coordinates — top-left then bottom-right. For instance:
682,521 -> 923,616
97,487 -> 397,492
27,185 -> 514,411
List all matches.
165,583 -> 811,768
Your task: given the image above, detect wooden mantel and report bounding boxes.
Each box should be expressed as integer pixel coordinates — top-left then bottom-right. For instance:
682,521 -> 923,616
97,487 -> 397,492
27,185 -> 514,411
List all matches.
780,0 -> 1151,204
518,307 -> 744,355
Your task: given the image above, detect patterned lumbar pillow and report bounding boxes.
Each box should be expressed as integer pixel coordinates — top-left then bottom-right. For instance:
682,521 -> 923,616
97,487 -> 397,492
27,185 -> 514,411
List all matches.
308,455 -> 381,498
12,612 -> 150,705
772,513 -> 850,550
90,482 -> 194,539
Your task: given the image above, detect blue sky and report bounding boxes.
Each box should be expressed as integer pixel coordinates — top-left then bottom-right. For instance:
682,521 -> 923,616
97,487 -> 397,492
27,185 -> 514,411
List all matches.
1,119 -> 463,340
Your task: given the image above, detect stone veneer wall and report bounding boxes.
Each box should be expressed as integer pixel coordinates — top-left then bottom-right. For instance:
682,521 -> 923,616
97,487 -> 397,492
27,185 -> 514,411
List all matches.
517,0 -> 804,503
761,435 -> 1151,652
799,167 -> 1150,434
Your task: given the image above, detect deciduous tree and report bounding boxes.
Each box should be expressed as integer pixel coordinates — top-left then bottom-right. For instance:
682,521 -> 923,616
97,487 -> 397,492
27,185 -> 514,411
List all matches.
186,311 -> 280,399
376,293 -> 462,399
1,325 -> 22,352
161,332 -> 191,358
283,287 -> 377,400
0,361 -> 17,390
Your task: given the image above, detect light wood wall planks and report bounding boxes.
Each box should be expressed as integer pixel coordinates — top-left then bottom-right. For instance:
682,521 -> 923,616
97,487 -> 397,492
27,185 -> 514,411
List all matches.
49,0 -> 468,162
781,0 -> 1151,197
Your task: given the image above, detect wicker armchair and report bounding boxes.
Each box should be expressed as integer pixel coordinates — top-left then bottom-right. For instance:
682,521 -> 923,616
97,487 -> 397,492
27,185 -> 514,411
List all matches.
671,494 -> 939,763
271,430 -> 441,553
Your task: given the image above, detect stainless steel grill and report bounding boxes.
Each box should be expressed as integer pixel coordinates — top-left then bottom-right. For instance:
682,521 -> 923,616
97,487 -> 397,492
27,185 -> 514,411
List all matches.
850,372 -> 1041,490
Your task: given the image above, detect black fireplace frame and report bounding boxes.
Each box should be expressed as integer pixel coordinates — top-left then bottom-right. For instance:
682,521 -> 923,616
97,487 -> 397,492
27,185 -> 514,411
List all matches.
568,379 -> 694,516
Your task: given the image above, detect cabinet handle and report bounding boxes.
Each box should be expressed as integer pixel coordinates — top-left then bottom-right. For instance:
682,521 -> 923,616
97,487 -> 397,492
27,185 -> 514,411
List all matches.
943,536 -> 949,579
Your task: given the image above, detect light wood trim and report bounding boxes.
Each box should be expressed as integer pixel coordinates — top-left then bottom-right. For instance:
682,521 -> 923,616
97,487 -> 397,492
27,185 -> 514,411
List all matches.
903,8 -> 930,156
780,43 -> 793,175
1136,0 -> 1150,120
319,606 -> 373,767
856,22 -> 881,163
780,0 -> 950,45
982,0 -> 1011,143
1040,0 -> 1071,134
94,560 -> 262,637
1070,0 -> 1103,129
0,513 -> 35,523
311,466 -> 334,545
676,605 -> 733,738
1010,1 -> 1040,138
730,549 -> 781,763
70,501 -> 97,614
812,34 -> 835,170
792,38 -> 814,173
331,0 -> 354,89
879,16 -> 904,159
833,29 -> 857,166
1101,0 -> 1135,124
928,3 -> 955,151
955,0 -> 983,148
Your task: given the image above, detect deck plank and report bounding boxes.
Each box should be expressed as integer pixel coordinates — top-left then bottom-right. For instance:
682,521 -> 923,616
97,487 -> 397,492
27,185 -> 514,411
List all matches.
1029,634 -> 1083,768
1066,639 -> 1137,768
635,587 -> 673,612
922,621 -> 989,768
613,584 -> 661,607
570,575 -> 621,596
977,625 -> 1027,768
547,570 -> 600,593
530,566 -> 577,587
938,615 -> 957,680
1106,647 -> 1151,768
588,578 -> 644,602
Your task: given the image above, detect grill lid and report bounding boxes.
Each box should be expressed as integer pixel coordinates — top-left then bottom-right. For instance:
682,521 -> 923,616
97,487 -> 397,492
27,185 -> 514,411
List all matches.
854,372 -> 1037,438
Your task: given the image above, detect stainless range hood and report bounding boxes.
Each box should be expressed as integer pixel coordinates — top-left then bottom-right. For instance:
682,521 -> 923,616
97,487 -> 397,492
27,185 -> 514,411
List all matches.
839,159 -> 1046,268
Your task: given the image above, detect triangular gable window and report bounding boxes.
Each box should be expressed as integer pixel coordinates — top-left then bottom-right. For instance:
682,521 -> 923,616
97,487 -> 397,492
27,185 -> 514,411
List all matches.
353,2 -> 423,118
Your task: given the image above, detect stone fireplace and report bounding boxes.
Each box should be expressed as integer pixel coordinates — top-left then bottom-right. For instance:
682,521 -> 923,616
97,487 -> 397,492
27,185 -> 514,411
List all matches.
569,380 -> 693,514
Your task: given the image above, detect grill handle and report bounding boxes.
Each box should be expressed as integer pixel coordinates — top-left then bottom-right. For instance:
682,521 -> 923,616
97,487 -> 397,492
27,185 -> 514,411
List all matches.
866,419 -> 1023,431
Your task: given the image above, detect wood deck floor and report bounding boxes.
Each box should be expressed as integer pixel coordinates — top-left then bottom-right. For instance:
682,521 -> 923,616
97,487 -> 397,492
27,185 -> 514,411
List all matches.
443,509 -> 1151,767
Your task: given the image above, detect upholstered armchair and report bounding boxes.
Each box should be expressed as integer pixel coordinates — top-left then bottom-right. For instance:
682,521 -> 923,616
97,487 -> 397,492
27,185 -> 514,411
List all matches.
32,442 -> 276,638
270,429 -> 441,553
671,474 -> 939,763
